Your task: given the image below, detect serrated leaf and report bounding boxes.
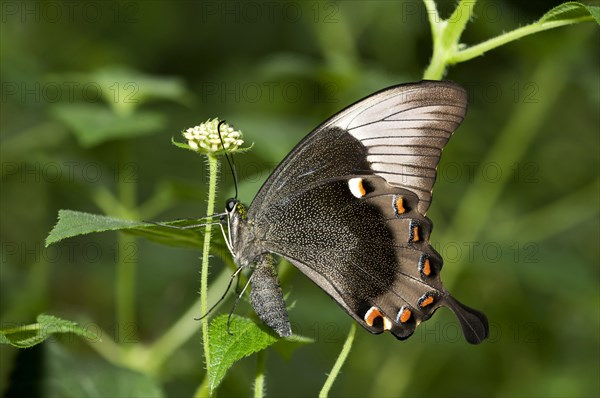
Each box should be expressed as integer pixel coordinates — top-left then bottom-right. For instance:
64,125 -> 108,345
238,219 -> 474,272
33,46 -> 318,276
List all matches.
539,2 -> 599,25
0,314 -> 100,348
46,209 -> 208,249
208,315 -> 313,393
208,315 -> 279,393
51,103 -> 166,147
46,210 -> 147,246
588,6 -> 600,24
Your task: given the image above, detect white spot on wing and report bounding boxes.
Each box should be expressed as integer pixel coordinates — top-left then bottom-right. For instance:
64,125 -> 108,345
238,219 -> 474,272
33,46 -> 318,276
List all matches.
383,317 -> 393,331
348,178 -> 365,198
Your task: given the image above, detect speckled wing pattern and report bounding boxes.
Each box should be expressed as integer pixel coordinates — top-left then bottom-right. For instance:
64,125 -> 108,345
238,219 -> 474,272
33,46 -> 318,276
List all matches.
248,81 -> 488,343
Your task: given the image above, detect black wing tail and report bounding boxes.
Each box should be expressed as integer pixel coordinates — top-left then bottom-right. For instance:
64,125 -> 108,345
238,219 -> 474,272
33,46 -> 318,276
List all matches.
444,294 -> 489,344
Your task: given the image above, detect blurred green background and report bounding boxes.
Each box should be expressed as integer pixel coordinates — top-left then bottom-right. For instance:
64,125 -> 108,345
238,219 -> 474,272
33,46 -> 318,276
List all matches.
1,1 -> 598,397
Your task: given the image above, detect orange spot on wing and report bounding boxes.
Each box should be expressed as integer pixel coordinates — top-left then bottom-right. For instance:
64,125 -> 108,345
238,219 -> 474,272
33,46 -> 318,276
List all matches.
395,196 -> 405,214
423,258 -> 431,276
420,296 -> 434,307
357,180 -> 366,196
412,225 -> 420,242
364,307 -> 383,327
349,178 -> 367,198
399,308 -> 412,323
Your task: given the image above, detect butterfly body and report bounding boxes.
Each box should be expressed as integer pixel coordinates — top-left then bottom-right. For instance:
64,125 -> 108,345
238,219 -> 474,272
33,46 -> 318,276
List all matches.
225,81 -> 488,344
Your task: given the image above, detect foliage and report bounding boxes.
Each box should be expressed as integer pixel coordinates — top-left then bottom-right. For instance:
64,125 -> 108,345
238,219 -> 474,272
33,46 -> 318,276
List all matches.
0,314 -> 99,348
208,315 -> 312,393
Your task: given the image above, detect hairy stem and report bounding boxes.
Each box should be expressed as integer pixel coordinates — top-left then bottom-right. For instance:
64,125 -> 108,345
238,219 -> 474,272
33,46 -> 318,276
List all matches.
254,350 -> 267,398
450,17 -> 594,64
423,0 -> 477,80
201,154 -> 219,374
319,323 -> 356,398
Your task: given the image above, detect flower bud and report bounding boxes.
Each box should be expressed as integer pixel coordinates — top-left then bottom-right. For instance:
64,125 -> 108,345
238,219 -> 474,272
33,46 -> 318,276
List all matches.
181,118 -> 245,154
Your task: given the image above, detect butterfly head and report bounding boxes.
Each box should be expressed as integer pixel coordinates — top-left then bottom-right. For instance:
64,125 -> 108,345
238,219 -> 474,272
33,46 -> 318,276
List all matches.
225,198 -> 247,220
224,197 -> 256,266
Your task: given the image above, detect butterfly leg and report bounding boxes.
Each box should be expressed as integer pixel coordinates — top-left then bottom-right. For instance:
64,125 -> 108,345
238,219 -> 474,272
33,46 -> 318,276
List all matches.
250,254 -> 292,337
195,266 -> 245,321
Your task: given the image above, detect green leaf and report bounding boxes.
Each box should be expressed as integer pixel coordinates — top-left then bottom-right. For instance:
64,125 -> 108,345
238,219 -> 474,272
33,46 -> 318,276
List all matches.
171,136 -> 194,150
172,136 -> 255,155
208,315 -> 280,393
48,66 -> 191,114
589,6 -> 600,24
46,209 -> 207,249
209,315 -> 280,393
0,314 -> 99,348
89,65 -> 191,111
45,343 -> 164,397
207,315 -> 313,392
46,210 -> 147,246
539,2 -> 600,25
50,103 -> 166,147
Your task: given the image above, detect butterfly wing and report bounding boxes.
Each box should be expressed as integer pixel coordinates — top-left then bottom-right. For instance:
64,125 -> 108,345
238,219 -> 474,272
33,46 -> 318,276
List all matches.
247,81 -> 488,343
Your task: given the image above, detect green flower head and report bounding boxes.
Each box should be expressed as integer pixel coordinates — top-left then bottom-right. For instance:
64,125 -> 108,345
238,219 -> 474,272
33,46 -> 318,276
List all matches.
180,118 -> 246,154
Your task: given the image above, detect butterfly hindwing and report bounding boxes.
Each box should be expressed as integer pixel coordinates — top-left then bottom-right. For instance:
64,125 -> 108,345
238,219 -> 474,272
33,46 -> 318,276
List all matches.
257,174 -> 442,340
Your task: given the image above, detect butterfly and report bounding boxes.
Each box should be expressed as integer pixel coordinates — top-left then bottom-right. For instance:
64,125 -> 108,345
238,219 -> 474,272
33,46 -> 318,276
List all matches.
220,80 -> 488,344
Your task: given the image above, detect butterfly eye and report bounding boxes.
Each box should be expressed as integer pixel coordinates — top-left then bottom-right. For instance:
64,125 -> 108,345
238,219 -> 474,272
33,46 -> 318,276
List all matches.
225,198 -> 237,213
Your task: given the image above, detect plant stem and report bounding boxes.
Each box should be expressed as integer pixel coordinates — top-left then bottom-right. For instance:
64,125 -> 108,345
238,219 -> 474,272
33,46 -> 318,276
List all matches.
422,0 -> 444,80
116,233 -> 137,348
443,0 -> 477,48
319,323 -> 356,398
85,324 -> 126,366
450,16 -> 594,64
422,0 -> 439,39
200,154 -> 219,374
116,142 -> 138,349
422,0 -> 594,80
254,350 -> 266,398
193,376 -> 210,398
422,0 -> 477,80
1,323 -> 40,334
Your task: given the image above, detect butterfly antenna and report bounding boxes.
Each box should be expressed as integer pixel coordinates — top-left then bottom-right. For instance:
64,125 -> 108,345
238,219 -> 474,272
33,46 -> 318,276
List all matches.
195,266 -> 244,321
217,120 -> 239,200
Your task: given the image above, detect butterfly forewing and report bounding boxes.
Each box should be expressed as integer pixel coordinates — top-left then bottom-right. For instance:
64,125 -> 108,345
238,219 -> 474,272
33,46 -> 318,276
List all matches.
335,81 -> 467,215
